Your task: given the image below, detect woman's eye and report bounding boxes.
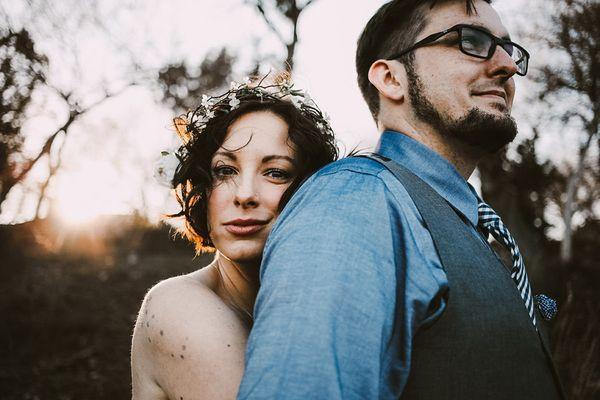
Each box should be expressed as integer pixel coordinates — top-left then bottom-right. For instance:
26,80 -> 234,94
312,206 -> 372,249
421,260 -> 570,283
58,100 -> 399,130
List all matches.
212,165 -> 237,178
265,168 -> 291,180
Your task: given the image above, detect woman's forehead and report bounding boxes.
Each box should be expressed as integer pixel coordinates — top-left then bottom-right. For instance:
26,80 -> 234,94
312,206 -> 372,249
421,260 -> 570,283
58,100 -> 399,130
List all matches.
219,111 -> 293,158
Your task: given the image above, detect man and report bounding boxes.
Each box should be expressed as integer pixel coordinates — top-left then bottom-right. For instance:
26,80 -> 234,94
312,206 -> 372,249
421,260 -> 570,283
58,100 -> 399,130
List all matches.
237,0 -> 564,398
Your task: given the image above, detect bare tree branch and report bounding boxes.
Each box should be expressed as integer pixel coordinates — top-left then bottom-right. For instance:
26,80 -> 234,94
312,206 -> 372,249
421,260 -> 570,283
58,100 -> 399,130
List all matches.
2,84 -> 132,206
251,0 -> 287,46
246,0 -> 319,71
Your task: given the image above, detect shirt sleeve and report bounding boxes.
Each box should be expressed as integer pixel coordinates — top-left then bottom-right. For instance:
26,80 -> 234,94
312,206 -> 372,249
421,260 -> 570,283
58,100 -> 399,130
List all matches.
237,167 -> 400,399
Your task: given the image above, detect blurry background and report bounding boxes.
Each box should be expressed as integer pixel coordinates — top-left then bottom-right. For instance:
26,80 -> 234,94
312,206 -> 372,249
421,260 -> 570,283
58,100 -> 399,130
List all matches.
0,0 -> 598,398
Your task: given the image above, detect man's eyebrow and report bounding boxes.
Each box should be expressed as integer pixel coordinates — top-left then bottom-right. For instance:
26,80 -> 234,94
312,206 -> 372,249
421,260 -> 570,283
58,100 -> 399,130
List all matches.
469,23 -> 511,41
262,155 -> 296,165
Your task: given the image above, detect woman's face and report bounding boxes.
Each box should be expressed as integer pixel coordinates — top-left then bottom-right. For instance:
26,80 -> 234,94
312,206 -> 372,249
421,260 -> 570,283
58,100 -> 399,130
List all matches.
207,110 -> 296,266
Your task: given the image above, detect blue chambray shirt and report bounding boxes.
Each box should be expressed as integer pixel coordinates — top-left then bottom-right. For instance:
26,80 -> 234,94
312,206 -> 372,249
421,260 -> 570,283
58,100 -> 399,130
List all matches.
237,130 -> 481,399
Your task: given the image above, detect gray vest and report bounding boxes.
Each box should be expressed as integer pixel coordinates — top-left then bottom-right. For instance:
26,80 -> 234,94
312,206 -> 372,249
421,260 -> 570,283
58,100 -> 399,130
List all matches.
367,154 -> 565,400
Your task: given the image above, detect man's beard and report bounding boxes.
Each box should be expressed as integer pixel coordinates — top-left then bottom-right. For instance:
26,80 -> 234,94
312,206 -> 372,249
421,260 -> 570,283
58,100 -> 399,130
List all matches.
405,62 -> 518,154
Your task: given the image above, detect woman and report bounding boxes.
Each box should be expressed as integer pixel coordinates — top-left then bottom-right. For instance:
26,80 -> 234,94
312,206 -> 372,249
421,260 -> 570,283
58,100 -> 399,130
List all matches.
131,76 -> 338,399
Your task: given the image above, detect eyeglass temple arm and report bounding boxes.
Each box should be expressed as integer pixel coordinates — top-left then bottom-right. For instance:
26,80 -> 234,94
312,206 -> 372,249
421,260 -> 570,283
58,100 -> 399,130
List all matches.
387,29 -> 453,60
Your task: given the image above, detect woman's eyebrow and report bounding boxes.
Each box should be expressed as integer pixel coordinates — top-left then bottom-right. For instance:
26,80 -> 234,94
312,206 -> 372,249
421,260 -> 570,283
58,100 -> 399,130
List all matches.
262,155 -> 295,164
213,151 -> 237,160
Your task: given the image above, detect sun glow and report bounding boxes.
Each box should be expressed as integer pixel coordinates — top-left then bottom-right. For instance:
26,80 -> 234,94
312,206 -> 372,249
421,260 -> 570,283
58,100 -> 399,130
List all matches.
53,196 -> 106,227
50,164 -> 134,227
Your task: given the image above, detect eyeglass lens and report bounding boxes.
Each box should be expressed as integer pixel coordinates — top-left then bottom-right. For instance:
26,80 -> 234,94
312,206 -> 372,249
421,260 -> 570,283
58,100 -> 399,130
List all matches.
460,27 -> 527,75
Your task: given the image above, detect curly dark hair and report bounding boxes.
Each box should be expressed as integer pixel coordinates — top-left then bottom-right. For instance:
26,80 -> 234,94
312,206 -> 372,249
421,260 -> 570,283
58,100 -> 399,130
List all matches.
169,80 -> 338,253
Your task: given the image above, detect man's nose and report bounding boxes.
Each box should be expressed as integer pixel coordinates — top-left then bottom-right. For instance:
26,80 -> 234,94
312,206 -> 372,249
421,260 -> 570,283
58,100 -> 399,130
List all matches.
488,45 -> 519,78
234,175 -> 259,208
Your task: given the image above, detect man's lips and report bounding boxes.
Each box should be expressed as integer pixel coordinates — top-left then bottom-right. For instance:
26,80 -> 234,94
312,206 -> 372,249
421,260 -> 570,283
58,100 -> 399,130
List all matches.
223,219 -> 269,236
473,90 -> 507,101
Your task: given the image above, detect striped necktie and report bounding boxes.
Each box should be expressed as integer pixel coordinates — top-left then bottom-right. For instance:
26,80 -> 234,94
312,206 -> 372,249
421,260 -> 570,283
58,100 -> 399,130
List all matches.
477,200 -> 537,327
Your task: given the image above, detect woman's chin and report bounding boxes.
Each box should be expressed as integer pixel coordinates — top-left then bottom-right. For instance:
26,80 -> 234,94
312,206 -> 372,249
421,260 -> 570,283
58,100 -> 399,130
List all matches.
219,244 -> 264,267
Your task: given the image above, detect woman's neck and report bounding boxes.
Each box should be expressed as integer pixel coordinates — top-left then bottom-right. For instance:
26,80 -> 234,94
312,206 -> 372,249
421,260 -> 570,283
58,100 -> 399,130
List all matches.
212,253 -> 260,325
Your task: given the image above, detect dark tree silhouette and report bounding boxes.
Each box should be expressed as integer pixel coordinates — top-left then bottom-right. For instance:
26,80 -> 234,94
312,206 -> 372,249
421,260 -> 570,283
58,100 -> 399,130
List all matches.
479,1 -> 599,397
157,48 -> 235,113
0,29 -> 47,208
246,0 -> 317,71
0,9 -> 138,216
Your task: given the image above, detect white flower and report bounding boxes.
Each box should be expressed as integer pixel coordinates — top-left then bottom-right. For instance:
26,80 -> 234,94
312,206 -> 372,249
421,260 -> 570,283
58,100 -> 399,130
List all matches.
303,92 -> 315,106
201,94 -> 213,108
242,76 -> 251,86
290,94 -> 303,108
153,151 -> 180,188
199,114 -> 209,125
229,94 -> 241,109
279,79 -> 292,93
230,81 -> 242,90
198,109 -> 216,125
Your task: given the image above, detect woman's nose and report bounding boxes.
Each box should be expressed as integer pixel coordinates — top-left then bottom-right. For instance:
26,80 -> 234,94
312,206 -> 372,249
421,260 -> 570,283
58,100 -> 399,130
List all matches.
233,176 -> 259,208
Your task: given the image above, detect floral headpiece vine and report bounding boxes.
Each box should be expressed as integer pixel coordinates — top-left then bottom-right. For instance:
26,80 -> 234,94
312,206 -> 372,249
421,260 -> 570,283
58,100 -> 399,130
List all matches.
154,75 -> 332,188
174,74 -> 332,142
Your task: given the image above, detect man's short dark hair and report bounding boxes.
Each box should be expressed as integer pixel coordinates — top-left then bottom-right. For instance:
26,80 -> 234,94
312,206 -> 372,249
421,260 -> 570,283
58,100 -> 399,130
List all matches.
356,0 -> 491,122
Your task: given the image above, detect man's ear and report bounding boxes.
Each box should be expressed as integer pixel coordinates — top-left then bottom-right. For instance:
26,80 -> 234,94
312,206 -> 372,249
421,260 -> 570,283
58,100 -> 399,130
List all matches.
368,60 -> 406,103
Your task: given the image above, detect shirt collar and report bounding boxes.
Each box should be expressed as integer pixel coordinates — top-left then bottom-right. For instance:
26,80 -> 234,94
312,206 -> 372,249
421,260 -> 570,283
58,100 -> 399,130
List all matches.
375,130 -> 479,227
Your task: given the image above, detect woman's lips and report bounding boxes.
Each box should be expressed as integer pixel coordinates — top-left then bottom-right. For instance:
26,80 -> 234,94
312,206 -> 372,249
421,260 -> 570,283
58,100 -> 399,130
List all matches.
224,223 -> 267,236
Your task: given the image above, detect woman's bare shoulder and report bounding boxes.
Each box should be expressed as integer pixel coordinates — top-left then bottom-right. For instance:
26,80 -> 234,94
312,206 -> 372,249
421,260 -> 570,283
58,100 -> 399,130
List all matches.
132,270 -> 247,399
140,270 -> 247,352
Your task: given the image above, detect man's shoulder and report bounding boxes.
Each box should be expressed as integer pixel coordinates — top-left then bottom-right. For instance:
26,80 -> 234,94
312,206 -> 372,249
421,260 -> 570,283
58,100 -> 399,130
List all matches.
284,155 -> 419,212
304,155 -> 413,203
287,156 -> 390,207
316,155 -> 387,178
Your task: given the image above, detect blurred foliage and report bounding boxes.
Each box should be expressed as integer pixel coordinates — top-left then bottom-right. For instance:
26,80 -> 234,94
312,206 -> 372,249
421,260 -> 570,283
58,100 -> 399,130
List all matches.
0,219 -> 210,399
479,0 -> 599,398
157,48 -> 235,113
0,29 -> 47,206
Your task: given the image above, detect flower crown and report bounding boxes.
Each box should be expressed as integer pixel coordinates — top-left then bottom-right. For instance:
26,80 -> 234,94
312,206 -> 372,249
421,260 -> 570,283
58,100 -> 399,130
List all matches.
154,75 -> 332,188
174,75 -> 332,142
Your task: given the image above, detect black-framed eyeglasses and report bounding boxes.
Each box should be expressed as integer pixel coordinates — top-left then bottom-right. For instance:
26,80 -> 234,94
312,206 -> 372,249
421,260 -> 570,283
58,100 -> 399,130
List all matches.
388,24 -> 530,76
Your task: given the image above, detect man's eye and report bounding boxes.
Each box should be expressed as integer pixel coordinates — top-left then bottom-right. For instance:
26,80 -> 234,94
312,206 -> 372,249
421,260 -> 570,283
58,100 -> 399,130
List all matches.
462,34 -> 488,52
265,168 -> 291,180
443,36 -> 461,46
212,165 -> 236,178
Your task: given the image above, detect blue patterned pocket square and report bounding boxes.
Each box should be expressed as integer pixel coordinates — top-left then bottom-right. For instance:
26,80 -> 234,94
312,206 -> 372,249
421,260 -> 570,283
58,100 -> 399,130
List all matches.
534,294 -> 558,321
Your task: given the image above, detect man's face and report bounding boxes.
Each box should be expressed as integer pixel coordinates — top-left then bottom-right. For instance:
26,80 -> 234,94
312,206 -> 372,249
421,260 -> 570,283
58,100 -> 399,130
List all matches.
405,0 -> 519,153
